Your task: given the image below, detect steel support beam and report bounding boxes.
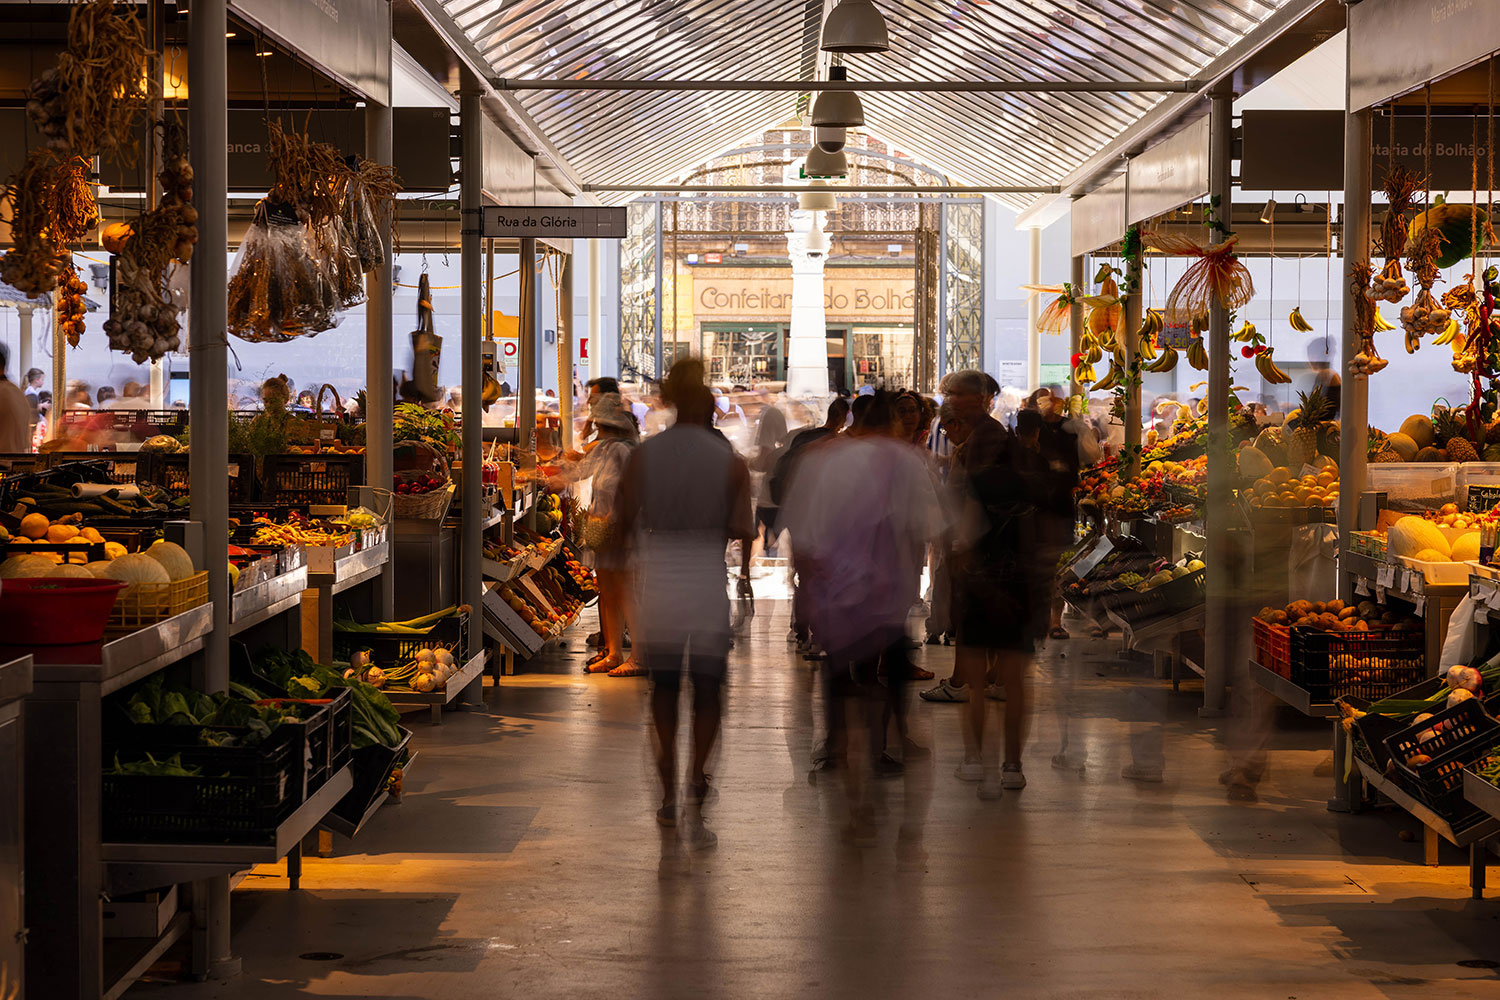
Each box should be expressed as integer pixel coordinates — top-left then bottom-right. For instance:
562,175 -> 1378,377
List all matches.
588,240 -> 602,382
460,81 -> 485,676
586,184 -> 1059,195
495,78 -> 1198,93
1123,234 -> 1143,481
1202,86 -> 1233,718
365,86 -> 395,620
1069,254 -> 1084,397
1338,108 -> 1373,605
559,254 -> 574,451
518,237 -> 537,464
1027,228 -> 1042,391
188,0 -> 238,980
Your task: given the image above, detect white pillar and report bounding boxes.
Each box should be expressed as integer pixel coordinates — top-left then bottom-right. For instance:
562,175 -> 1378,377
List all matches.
16,305 -> 32,379
149,357 -> 166,407
784,212 -> 829,398
1026,227 -> 1041,391
587,239 -> 601,381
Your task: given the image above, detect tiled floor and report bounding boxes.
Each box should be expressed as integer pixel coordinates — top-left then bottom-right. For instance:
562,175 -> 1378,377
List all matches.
130,597 -> 1500,998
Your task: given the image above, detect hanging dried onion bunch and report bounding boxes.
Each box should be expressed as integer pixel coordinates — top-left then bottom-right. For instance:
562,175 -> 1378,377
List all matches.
104,123 -> 197,362
53,0 -> 155,164
1144,230 -> 1255,324
1369,166 -> 1422,302
1348,261 -> 1388,377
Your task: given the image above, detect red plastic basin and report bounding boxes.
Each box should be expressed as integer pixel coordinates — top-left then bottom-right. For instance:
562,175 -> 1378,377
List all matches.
0,577 -> 128,645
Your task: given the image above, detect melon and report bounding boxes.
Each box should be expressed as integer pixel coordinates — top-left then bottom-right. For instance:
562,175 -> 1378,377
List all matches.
1237,446 -> 1273,480
1386,432 -> 1419,461
48,563 -> 96,579
99,552 -> 170,594
0,554 -> 56,578
85,561 -> 115,577
1452,532 -> 1482,562
1400,414 -> 1436,449
1415,446 -> 1444,462
104,541 -> 128,560
146,540 -> 196,581
1412,547 -> 1452,563
1388,515 -> 1451,559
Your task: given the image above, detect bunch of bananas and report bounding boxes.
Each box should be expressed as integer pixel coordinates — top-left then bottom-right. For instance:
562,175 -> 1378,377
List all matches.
1288,307 -> 1315,333
1254,346 -> 1292,384
1136,309 -> 1162,361
1144,345 -> 1178,373
1233,320 -> 1258,343
1186,337 -> 1209,370
1092,361 -> 1127,391
1374,308 -> 1395,332
1433,317 -> 1464,347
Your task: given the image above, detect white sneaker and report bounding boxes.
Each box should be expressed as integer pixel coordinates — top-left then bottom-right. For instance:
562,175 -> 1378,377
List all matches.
920,678 -> 970,702
985,683 -> 1006,701
977,774 -> 1004,800
1000,763 -> 1027,790
787,628 -> 798,644
955,756 -> 984,782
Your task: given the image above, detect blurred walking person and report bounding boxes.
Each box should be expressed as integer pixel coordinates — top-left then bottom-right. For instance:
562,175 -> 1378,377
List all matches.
781,390 -> 943,837
944,370 -> 1046,798
616,359 -> 754,847
548,392 -> 639,676
0,346 -> 31,453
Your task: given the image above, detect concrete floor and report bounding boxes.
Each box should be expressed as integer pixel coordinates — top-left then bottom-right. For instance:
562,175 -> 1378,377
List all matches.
131,597 -> 1500,998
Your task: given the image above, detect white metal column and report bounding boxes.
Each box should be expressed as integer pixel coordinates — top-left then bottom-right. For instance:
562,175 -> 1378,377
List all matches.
587,239 -> 602,381
1027,227 -> 1041,391
1202,86 -> 1233,717
459,82 -> 484,672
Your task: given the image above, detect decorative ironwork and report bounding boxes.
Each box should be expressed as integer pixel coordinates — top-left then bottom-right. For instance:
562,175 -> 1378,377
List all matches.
944,198 -> 984,374
620,201 -> 657,381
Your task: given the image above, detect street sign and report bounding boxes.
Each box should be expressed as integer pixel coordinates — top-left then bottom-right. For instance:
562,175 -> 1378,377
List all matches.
481,206 -> 627,239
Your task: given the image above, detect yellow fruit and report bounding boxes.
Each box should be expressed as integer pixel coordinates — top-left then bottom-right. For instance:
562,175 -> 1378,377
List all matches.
79,527 -> 104,544
46,524 -> 80,543
1269,467 -> 1292,485
18,513 -> 49,540
104,541 -> 128,560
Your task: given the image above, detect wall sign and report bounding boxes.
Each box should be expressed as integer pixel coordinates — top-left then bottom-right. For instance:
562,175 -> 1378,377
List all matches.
482,206 -> 627,239
1349,0 -> 1500,111
1070,174 -> 1127,258
229,0 -> 391,105
1127,117 -> 1210,225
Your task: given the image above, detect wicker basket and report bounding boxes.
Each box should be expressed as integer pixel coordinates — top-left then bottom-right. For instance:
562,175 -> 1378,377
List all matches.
392,483 -> 453,521
106,570 -> 210,632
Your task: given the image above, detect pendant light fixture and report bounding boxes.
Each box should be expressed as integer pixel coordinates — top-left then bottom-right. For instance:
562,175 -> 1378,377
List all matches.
814,125 -> 846,153
805,214 -> 832,255
804,145 -> 849,178
820,0 -> 889,54
798,180 -> 838,212
811,66 -> 864,129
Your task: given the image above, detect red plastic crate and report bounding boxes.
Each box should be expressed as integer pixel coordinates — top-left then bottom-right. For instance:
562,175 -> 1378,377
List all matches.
1252,619 -> 1292,679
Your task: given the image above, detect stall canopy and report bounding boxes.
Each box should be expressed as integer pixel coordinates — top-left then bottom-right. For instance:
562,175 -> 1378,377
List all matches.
416,0 -> 1332,211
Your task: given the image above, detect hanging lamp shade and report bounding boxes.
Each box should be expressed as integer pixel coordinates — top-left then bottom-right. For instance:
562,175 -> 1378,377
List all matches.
814,125 -> 846,153
798,181 -> 837,212
811,66 -> 864,128
820,0 -> 890,54
804,146 -> 848,178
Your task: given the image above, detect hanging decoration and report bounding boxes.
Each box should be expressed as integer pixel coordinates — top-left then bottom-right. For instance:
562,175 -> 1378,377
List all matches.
1143,230 -> 1254,325
1348,260 -> 1388,378
1021,283 -> 1077,335
1083,262 -> 1123,344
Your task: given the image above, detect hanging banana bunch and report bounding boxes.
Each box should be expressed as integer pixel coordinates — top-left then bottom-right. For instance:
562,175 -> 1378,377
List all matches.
1186,336 -> 1209,370
1081,334 -> 1103,365
1144,345 -> 1179,373
1433,316 -> 1463,347
1092,360 -> 1126,392
1373,308 -> 1395,332
1288,307 -> 1315,333
1232,320 -> 1258,343
1135,308 -> 1162,361
1253,346 -> 1292,384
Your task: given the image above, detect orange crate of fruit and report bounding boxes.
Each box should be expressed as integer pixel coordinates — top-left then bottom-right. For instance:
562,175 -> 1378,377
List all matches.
1252,618 -> 1292,678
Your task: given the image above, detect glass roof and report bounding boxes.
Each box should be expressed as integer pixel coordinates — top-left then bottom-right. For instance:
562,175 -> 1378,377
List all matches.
435,0 -> 1299,208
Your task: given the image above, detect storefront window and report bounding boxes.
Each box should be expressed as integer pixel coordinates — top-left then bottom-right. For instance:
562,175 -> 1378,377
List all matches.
944,198 -> 984,374
620,201 -> 658,382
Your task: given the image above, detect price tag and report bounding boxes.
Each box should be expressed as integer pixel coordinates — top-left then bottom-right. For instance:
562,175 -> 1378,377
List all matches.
1413,595 -> 1427,617
115,462 -> 135,479
1377,564 -> 1397,589
1487,587 -> 1500,611
1398,569 -> 1412,592
1376,585 -> 1388,603
227,463 -> 239,478
310,461 -> 327,474
1355,578 -> 1372,597
320,427 -> 336,442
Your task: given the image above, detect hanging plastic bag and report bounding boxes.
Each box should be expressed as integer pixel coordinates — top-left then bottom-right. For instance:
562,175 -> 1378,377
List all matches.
403,273 -> 443,403
227,200 -> 329,342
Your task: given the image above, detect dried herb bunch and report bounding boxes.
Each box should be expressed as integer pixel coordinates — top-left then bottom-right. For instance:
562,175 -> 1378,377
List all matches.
54,0 -> 156,164
0,151 -> 74,294
1369,166 -> 1421,302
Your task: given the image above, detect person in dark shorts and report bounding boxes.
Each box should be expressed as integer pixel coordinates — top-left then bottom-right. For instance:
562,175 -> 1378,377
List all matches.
615,358 -> 755,848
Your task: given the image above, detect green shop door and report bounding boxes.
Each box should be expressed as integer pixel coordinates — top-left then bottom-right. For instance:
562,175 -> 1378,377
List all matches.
703,323 -> 783,385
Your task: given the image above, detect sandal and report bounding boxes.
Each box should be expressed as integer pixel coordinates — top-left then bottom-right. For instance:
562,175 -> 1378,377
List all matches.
608,660 -> 648,677
1048,627 -> 1070,640
910,666 -> 935,681
584,650 -> 611,669
588,655 -> 621,674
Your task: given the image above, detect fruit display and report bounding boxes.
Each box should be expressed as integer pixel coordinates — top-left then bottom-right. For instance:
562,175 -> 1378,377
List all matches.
561,556 -> 597,595
1242,464 -> 1340,511
536,491 -> 564,532
0,514 -> 194,590
249,514 -> 354,549
497,582 -> 575,639
483,536 -> 527,564
1383,512 -> 1484,565
396,471 -> 446,496
1255,598 -> 1421,634
1133,556 -> 1205,593
1365,405 -> 1500,464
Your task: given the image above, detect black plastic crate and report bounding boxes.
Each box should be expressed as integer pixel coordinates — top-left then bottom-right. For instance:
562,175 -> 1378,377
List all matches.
261,453 -> 365,503
1385,699 -> 1500,819
149,452 -> 256,502
255,689 -> 353,795
101,723 -> 301,845
1100,569 -> 1204,622
332,610 -> 469,666
1292,626 -> 1427,702
46,452 -> 149,484
0,453 -> 48,476
328,727 -> 412,830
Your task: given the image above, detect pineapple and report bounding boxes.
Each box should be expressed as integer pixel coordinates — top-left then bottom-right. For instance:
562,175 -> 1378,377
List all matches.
1369,428 -> 1404,462
1286,387 -> 1332,468
1436,407 -> 1479,463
